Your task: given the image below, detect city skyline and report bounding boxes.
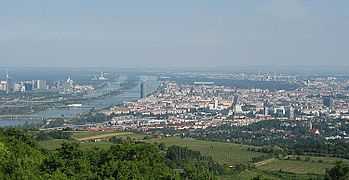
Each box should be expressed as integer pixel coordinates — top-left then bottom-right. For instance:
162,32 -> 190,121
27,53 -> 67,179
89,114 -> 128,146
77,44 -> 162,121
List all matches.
2,1 -> 349,179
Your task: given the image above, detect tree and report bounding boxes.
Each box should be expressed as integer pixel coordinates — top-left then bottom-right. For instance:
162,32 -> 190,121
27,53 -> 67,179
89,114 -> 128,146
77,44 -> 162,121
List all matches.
0,128 -> 224,179
325,162 -> 349,180
159,142 -> 166,151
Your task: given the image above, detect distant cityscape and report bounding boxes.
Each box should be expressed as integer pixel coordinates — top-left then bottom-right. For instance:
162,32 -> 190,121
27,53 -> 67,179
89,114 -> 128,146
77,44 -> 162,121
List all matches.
100,77 -> 348,136
5,70 -> 337,141
0,71 -> 110,93
2,69 -> 349,179
3,0 -> 349,179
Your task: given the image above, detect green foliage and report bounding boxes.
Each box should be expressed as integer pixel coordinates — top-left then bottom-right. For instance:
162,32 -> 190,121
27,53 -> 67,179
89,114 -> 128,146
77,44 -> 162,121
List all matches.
35,130 -> 72,141
183,119 -> 349,159
325,162 -> 349,180
0,128 -> 45,180
77,112 -> 110,124
166,145 -> 225,179
145,137 -> 266,166
0,128 -> 223,180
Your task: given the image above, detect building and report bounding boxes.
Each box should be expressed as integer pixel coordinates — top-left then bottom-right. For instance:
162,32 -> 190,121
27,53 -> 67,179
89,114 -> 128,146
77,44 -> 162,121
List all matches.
214,99 -> 219,110
0,81 -> 7,91
140,82 -> 145,98
323,96 -> 334,109
36,80 -> 47,90
229,95 -> 239,118
98,72 -> 108,80
263,102 -> 270,116
288,106 -> 295,120
66,76 -> 74,86
273,106 -> 286,116
23,82 -> 33,91
14,83 -> 23,92
5,70 -> 12,93
64,76 -> 74,92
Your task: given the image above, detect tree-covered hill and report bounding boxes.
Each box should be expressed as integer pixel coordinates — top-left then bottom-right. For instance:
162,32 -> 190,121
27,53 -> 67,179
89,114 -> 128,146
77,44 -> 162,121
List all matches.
0,128 -> 224,180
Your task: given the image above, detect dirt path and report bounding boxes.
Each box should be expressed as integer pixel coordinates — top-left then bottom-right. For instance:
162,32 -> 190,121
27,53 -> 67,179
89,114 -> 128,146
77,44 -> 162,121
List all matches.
254,158 -> 275,167
77,132 -> 133,141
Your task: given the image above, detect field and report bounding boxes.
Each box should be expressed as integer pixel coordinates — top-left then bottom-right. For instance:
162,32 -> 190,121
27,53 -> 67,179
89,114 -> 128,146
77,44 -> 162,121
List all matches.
71,131 -> 145,140
145,137 -> 348,177
71,131 -> 118,139
257,159 -> 333,175
75,132 -> 133,141
38,131 -> 143,150
287,155 -> 349,164
254,155 -> 349,176
37,131 -> 347,178
220,169 -> 320,180
145,137 -> 266,166
38,139 -> 114,151
38,139 -> 67,151
39,133 -> 267,166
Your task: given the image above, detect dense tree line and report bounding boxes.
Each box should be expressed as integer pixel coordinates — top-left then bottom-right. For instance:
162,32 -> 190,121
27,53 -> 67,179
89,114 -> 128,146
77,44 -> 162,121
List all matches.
0,128 -> 224,180
174,120 -> 349,160
170,77 -> 300,91
325,162 -> 349,180
166,146 -> 225,179
35,130 -> 73,141
76,112 -> 111,124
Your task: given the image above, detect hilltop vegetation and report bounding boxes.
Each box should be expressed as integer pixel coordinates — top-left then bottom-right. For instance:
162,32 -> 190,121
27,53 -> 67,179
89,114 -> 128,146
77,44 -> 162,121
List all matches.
3,128 -> 349,179
144,136 -> 349,179
177,119 -> 349,160
145,137 -> 266,166
0,128 -> 226,180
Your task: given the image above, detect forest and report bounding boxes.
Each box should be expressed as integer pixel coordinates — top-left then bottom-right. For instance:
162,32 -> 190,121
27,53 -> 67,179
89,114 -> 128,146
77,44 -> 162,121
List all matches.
179,120 -> 349,160
1,128 -> 349,180
0,128 -> 224,180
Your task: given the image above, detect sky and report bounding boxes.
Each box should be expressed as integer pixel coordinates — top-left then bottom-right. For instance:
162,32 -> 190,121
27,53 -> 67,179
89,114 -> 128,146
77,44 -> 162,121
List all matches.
0,0 -> 348,68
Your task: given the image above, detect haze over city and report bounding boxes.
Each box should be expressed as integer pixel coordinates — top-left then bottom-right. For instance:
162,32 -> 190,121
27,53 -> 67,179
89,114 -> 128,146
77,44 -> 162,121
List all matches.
2,1 -> 349,179
1,0 -> 349,68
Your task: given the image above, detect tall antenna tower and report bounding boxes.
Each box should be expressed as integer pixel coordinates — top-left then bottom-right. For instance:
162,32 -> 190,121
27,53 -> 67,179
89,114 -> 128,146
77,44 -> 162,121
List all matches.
5,69 -> 9,94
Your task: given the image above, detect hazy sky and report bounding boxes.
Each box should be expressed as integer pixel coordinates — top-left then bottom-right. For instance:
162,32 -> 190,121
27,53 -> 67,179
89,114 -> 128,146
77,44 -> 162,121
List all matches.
0,1 -> 348,68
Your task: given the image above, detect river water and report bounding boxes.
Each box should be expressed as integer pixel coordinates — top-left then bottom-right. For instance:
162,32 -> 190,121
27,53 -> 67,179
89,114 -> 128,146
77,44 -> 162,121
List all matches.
0,76 -> 159,127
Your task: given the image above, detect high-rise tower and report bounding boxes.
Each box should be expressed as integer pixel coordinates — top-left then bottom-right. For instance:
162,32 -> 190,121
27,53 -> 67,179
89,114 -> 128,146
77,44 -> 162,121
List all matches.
140,82 -> 145,98
5,69 -> 10,94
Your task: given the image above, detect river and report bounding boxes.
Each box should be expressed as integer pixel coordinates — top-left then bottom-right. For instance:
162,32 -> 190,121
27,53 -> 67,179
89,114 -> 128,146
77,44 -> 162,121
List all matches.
0,75 -> 159,126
